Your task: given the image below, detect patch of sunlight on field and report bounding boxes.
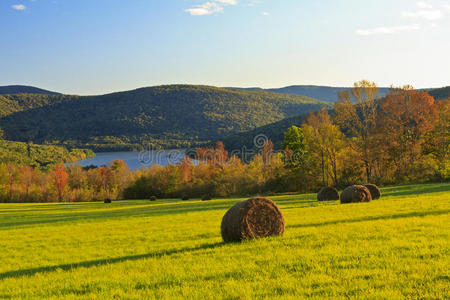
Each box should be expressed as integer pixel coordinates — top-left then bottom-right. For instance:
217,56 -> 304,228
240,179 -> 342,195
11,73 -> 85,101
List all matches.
0,183 -> 449,299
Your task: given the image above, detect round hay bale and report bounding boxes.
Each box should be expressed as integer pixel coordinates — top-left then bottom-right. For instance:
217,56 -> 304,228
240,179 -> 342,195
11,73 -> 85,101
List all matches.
202,195 -> 212,201
317,186 -> 340,201
340,185 -> 372,204
104,199 -> 112,204
220,197 -> 285,242
150,196 -> 157,201
181,196 -> 189,201
363,184 -> 381,200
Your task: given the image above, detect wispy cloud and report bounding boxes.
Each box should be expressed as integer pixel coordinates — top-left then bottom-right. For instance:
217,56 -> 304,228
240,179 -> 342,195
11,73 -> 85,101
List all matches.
402,1 -> 442,20
262,11 -> 269,16
12,4 -> 26,10
185,0 -> 238,16
356,24 -> 420,36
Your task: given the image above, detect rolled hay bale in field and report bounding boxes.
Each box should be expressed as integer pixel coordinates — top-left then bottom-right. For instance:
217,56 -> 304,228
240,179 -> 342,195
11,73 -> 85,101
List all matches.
363,184 -> 381,200
317,186 -> 340,201
221,197 -> 285,242
181,196 -> 189,201
340,185 -> 372,204
150,196 -> 157,201
202,195 -> 212,201
104,199 -> 112,204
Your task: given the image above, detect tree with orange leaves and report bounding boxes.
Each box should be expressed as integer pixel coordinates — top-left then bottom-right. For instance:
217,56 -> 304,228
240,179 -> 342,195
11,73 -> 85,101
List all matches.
51,163 -> 69,202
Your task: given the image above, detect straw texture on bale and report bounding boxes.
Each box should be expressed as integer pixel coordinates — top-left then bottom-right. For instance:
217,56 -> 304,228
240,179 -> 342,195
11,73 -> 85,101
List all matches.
340,185 -> 372,204
363,184 -> 381,200
221,197 -> 285,242
317,186 -> 340,201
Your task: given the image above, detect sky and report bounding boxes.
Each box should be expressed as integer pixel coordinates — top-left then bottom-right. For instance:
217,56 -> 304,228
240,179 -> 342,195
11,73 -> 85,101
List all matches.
1,0 -> 449,95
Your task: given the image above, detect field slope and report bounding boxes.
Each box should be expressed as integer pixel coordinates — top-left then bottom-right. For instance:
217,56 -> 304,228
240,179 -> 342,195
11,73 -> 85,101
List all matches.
0,183 -> 449,299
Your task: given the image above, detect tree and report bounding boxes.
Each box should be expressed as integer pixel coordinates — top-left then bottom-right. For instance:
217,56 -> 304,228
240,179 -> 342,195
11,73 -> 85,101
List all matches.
282,126 -> 308,169
51,164 -> 69,202
334,80 -> 379,182
303,108 -> 346,186
378,87 -> 439,179
20,166 -> 35,201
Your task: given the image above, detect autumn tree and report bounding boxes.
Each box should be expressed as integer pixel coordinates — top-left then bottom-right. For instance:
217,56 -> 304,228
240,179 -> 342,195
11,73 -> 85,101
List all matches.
334,80 -> 379,182
303,108 -> 346,186
282,126 -> 308,170
378,87 -> 439,179
51,164 -> 69,202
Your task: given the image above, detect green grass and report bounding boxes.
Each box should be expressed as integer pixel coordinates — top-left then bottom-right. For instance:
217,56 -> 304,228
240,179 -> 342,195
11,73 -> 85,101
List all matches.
0,183 -> 449,299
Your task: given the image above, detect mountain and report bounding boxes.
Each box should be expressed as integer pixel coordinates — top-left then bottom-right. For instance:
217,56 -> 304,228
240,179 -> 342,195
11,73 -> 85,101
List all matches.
427,86 -> 450,100
0,85 -> 330,151
229,85 -> 391,102
0,85 -> 59,95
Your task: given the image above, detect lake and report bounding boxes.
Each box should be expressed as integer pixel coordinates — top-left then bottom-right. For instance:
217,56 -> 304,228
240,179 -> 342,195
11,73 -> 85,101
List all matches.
70,150 -> 188,171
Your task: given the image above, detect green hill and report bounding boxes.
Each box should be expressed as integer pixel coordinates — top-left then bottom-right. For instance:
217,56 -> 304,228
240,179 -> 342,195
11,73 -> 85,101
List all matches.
0,140 -> 94,168
428,86 -> 450,100
0,85 -> 59,95
0,85 -> 330,150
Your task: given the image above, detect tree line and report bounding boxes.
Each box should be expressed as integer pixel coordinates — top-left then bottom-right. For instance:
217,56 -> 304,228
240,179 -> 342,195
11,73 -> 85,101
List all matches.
0,81 -> 448,203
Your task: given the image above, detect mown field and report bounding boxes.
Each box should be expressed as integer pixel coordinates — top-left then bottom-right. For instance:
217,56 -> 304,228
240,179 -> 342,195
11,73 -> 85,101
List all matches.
0,183 -> 449,299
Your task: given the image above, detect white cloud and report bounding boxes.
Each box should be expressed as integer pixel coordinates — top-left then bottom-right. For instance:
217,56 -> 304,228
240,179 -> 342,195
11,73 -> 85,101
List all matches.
185,0 -> 237,16
262,12 -> 269,16
416,1 -> 433,9
12,4 -> 26,10
402,9 -> 442,20
356,24 -> 420,36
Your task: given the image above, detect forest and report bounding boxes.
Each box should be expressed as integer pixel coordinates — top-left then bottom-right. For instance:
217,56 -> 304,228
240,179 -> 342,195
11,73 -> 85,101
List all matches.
0,81 -> 448,203
0,85 -> 328,151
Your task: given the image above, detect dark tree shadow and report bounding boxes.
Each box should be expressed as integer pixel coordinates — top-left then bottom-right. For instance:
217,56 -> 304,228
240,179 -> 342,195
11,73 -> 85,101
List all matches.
0,242 -> 224,280
288,209 -> 450,229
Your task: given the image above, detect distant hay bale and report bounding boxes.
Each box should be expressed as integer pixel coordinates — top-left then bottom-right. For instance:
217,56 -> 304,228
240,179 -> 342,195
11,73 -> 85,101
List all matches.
317,186 -> 340,201
104,199 -> 112,204
150,196 -> 157,201
202,195 -> 212,201
363,184 -> 381,200
340,185 -> 372,204
182,196 -> 189,201
221,197 -> 285,242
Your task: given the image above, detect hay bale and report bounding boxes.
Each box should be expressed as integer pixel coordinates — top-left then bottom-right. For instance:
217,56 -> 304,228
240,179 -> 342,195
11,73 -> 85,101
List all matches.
317,186 -> 340,201
202,195 -> 212,201
104,199 -> 112,204
181,196 -> 189,201
221,197 -> 285,242
363,184 -> 381,200
340,185 -> 372,204
150,196 -> 157,201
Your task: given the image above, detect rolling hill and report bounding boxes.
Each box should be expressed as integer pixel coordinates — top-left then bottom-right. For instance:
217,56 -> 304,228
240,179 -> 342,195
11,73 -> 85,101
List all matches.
0,85 -> 59,95
0,85 -> 330,150
229,85 -> 391,102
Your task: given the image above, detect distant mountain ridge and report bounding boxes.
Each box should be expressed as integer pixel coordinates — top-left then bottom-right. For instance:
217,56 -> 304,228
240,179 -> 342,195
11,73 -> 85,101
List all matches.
228,85 -> 391,102
0,85 -> 59,95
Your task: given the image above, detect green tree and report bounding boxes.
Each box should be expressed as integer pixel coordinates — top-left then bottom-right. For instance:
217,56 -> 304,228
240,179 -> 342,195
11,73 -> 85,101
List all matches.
282,126 -> 308,169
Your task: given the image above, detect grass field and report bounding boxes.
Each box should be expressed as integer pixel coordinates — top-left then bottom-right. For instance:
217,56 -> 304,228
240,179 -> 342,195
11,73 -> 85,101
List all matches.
0,183 -> 449,299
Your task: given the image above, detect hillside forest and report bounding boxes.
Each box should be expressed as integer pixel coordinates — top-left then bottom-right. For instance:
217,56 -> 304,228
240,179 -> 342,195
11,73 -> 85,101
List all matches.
0,81 -> 448,203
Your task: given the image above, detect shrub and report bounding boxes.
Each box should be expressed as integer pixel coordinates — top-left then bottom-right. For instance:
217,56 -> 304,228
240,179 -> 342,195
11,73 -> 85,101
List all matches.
202,195 -> 212,201
150,196 -> 157,201
181,196 -> 189,201
104,199 -> 112,203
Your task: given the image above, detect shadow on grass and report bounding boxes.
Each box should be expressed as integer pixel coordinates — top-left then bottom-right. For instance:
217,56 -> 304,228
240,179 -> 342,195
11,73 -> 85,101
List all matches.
289,209 -> 450,229
0,241 -> 224,281
381,183 -> 450,198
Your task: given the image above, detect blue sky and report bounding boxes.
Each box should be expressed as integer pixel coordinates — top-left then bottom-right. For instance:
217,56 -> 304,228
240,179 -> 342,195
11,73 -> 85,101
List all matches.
1,0 -> 449,95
